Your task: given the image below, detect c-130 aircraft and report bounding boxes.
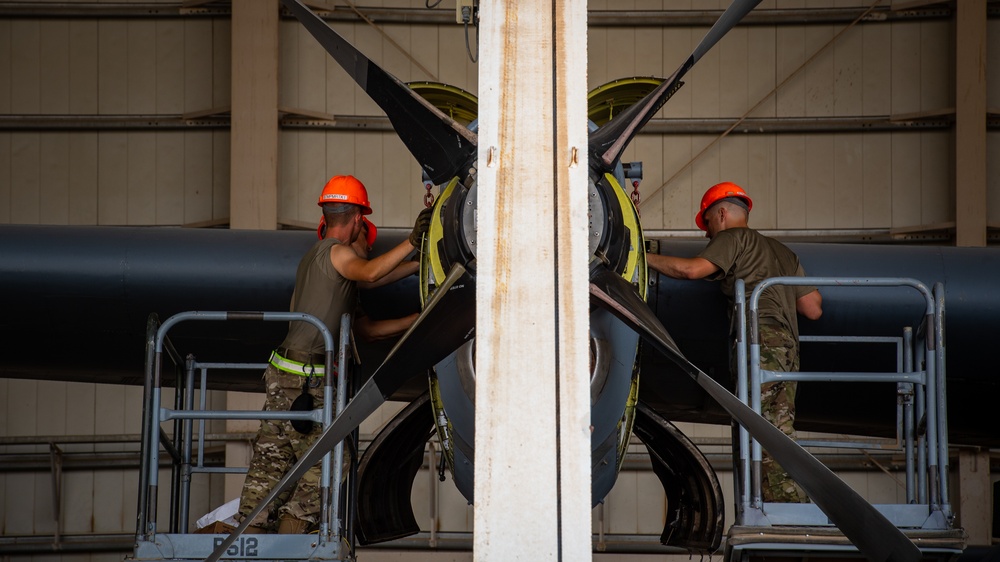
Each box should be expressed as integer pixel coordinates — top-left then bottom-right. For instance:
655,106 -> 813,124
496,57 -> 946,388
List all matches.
0,0 -> 991,560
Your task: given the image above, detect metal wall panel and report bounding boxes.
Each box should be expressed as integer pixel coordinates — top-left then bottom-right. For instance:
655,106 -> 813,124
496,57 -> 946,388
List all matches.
0,380 -> 225,542
991,131 -> 1000,225
608,15 -> 959,232
991,20 -> 1000,110
987,16 -> 999,228
0,132 -> 9,223
0,19 -> 10,115
0,3 -> 971,231
276,16 -> 479,228
10,133 -> 41,223
68,133 -> 99,224
1,18 -> 228,227
184,132 -> 214,224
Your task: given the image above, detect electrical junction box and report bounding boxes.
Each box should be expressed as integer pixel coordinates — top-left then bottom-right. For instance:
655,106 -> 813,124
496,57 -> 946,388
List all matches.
455,0 -> 474,24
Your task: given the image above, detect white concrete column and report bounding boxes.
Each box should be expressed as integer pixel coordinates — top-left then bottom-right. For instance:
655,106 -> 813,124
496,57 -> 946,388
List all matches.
474,0 -> 590,560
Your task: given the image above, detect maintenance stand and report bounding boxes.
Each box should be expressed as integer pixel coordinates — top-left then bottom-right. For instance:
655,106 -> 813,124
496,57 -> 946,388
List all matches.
129,312 -> 357,562
724,277 -> 965,562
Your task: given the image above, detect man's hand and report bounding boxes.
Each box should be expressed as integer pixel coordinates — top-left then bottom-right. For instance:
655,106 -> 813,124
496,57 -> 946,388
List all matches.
796,289 -> 823,320
410,207 -> 433,247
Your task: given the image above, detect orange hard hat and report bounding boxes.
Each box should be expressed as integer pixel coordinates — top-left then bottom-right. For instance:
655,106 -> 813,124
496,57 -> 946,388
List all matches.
695,182 -> 753,231
317,175 -> 372,215
316,216 -> 377,247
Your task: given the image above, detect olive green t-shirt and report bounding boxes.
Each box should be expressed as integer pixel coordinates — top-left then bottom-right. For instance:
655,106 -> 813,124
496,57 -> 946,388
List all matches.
281,237 -> 358,356
697,227 -> 815,342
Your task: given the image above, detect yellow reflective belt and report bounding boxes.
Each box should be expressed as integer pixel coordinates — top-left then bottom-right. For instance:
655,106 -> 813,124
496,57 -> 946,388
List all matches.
269,351 -> 329,376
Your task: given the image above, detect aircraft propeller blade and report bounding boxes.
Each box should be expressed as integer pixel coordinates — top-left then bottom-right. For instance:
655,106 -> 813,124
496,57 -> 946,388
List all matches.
368,263 -> 477,395
588,266 -> 921,562
205,264 -> 475,562
588,0 -> 763,172
281,0 -> 477,185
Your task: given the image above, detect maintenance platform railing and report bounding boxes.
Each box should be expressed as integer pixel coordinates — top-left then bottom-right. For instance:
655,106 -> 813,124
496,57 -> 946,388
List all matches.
728,277 -> 963,560
130,311 -> 356,562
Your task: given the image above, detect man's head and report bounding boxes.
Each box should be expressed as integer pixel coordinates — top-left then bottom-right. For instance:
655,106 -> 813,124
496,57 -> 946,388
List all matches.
696,182 -> 752,239
320,203 -> 363,243
316,215 -> 378,246
316,175 -> 373,243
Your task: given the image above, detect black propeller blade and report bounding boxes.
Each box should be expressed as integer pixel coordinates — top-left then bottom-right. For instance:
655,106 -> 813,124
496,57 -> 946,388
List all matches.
205,264 -> 475,562
588,0 -> 764,172
281,0 -> 477,185
588,266 -> 920,562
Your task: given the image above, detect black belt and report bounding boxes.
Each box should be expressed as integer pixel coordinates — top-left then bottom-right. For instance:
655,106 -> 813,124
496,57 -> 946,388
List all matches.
275,346 -> 326,367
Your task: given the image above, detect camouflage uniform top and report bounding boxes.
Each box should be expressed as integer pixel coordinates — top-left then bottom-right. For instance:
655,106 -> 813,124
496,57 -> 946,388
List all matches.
281,236 -> 358,356
697,227 -> 815,345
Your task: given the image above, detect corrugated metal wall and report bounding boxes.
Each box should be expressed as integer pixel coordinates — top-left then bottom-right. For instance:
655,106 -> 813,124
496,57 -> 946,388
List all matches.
589,0 -> 958,231
0,380 -> 229,561
275,13 -> 478,229
0,1 -> 992,230
0,13 -> 231,226
0,1 -> 992,560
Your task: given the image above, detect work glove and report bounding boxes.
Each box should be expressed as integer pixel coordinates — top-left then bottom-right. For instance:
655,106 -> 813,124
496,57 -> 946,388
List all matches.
409,207 -> 433,247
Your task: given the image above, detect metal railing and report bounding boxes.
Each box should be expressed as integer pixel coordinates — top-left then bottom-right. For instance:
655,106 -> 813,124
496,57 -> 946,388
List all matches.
734,277 -> 952,530
133,311 -> 354,561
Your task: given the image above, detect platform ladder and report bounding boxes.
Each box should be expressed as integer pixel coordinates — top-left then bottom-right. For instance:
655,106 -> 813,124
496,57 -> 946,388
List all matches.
129,312 -> 357,562
726,277 -> 965,561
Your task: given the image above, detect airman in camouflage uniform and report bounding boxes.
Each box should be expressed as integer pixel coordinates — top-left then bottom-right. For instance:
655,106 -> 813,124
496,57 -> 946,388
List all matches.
646,182 -> 823,504
236,176 -> 426,534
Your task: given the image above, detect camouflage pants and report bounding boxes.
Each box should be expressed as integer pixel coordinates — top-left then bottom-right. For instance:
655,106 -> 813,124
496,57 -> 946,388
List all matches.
237,363 -> 340,529
757,324 -> 807,503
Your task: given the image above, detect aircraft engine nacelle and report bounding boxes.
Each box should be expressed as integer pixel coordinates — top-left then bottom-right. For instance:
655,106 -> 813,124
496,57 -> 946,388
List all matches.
353,162 -> 725,549
415,163 -> 647,507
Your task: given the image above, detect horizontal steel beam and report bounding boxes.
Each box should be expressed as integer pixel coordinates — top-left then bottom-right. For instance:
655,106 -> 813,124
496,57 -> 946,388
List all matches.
309,5 -> 962,27
0,114 -> 230,130
0,114 -> 968,133
587,6 -> 957,26
1,2 -> 985,25
639,115 -> 955,134
0,2 -> 231,18
0,533 -> 135,555
0,451 -> 224,472
0,432 -> 254,445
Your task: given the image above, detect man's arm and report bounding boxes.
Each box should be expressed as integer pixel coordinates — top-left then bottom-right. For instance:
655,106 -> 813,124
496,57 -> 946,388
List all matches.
333,207 -> 431,283
355,312 -> 418,342
357,259 -> 419,290
331,239 -> 415,284
796,289 -> 823,320
646,253 -> 719,280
